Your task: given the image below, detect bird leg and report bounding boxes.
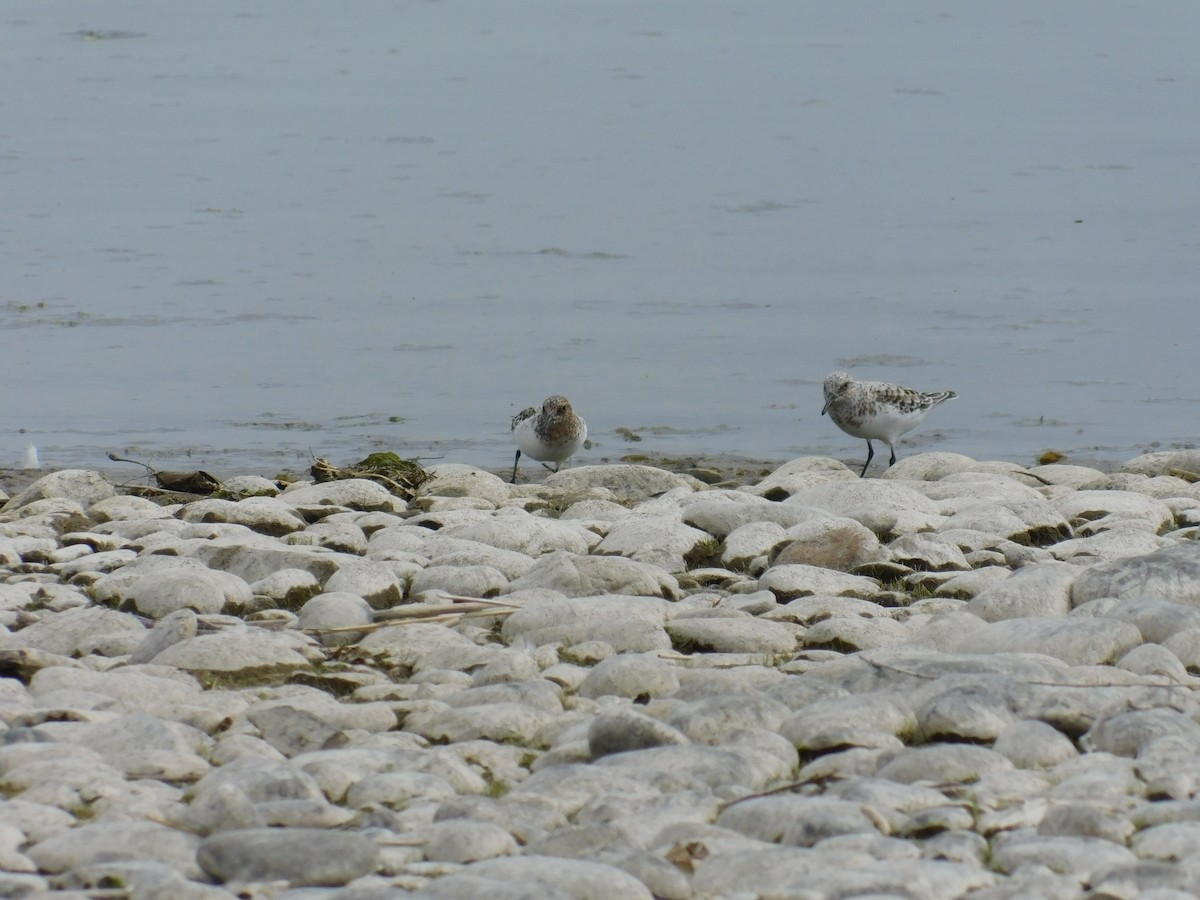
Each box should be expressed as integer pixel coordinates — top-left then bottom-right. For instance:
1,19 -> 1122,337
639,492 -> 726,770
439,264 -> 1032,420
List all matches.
888,445 -> 897,467
510,450 -> 522,484
860,441 -> 874,478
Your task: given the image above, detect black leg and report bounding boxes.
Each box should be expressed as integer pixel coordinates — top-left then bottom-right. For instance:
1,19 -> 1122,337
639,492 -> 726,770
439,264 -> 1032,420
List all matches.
860,441 -> 874,477
511,450 -> 522,484
888,445 -> 897,467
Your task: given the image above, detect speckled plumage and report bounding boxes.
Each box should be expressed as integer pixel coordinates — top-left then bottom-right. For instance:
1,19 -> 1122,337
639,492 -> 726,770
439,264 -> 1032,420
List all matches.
821,371 -> 956,476
511,395 -> 587,482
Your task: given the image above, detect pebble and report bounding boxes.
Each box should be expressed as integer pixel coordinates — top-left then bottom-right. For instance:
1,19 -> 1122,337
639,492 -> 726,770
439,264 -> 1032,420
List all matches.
1,455 -> 1200,895
195,826 -> 379,886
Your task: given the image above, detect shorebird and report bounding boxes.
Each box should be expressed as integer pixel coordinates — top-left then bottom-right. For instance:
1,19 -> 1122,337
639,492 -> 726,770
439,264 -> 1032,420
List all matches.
821,371 -> 957,477
510,395 -> 587,483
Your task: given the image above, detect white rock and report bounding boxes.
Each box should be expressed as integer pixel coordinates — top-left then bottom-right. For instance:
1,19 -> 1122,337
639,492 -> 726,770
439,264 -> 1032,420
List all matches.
666,616 -> 798,655
666,693 -> 792,744
50,547 -> 137,577
0,606 -> 144,657
758,564 -> 881,600
889,454 -> 1034,482
279,478 -> 398,512
249,568 -> 320,607
802,616 -> 915,653
544,464 -> 701,502
939,617 -> 1142,666
149,630 -> 317,674
1055,489 -> 1175,533
594,517 -> 714,574
965,561 -> 1078,622
356,622 -> 489,672
427,540 -> 536,580
717,794 -> 883,846
196,826 -> 378,886
179,497 -> 307,536
887,532 -> 970,571
578,654 -> 681,701
219,475 -> 281,499
781,694 -> 915,753
187,536 -> 351,583
27,819 -> 201,879
1114,643 -> 1191,682
286,519 -> 368,554
680,490 -> 814,537
502,596 -> 672,653
405,702 -> 557,745
877,744 -> 1015,785
993,720 -> 1079,769
417,464 -> 514,505
411,564 -> 507,599
1131,821 -> 1200,862
595,743 -> 792,793
1071,542 -> 1200,607
442,507 -> 592,556
770,516 -> 886,572
124,570 -> 231,617
345,771 -> 457,810
503,551 -> 680,600
1120,449 -> 1200,478
744,456 -> 857,500
1049,524 -> 1173,562
87,495 -> 175,522
988,831 -> 1137,880
1099,597 -> 1200,643
934,566 -> 1012,600
587,708 -> 689,759
74,712 -> 212,780
433,855 -> 653,900
935,496 -> 1071,545
296,592 -> 373,647
322,559 -> 406,609
784,480 -> 946,536
778,594 -> 893,624
424,820 -> 519,864
1082,708 -> 1200,757
559,497 -> 634,524
129,609 -> 198,665
3,470 -> 115,511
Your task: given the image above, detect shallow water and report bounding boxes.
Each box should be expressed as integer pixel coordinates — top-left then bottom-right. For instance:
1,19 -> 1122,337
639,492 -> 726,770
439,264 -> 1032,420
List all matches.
3,2 -> 1198,477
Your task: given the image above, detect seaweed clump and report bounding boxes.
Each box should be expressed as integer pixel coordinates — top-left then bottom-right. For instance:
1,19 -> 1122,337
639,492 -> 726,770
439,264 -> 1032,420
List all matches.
311,452 -> 428,500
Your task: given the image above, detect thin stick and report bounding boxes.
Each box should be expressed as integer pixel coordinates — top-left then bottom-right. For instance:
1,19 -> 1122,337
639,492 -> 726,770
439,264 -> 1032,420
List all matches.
305,605 -> 517,635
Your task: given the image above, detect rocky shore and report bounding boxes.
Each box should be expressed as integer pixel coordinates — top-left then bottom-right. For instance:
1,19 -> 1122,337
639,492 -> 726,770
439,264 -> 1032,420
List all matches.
2,449 -> 1200,899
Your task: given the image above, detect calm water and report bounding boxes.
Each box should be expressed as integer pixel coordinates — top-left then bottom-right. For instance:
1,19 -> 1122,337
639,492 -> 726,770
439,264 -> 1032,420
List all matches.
3,2 -> 1198,478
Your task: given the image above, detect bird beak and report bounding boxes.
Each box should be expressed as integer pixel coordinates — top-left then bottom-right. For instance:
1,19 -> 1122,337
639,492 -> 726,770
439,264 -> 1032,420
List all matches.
820,400 -> 831,416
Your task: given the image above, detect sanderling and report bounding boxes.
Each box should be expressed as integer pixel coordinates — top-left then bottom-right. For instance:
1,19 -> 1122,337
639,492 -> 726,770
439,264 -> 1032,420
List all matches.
821,371 -> 957,477
510,394 -> 587,483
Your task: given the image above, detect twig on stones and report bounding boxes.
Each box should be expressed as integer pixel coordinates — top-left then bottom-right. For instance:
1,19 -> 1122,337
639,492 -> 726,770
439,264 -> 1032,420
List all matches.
1011,470 -> 1054,486
863,654 -> 1200,693
715,777 -> 827,813
373,597 -> 518,620
304,601 -> 519,637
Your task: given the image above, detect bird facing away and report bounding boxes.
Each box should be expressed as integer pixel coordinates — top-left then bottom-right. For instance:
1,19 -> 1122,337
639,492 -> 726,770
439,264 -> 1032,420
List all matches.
821,371 -> 957,477
510,395 -> 587,483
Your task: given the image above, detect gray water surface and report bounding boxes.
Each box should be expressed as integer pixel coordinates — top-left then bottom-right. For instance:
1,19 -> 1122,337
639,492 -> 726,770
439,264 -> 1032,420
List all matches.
3,2 -> 1198,476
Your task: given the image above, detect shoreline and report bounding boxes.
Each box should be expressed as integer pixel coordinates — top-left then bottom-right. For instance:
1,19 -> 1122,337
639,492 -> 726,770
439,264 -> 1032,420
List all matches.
0,445 -> 1156,503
